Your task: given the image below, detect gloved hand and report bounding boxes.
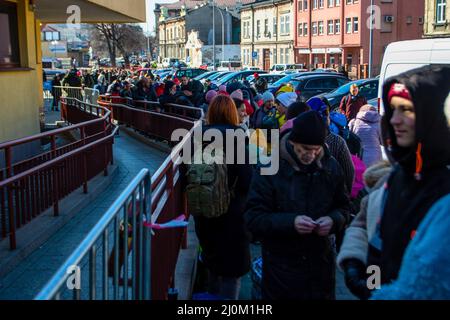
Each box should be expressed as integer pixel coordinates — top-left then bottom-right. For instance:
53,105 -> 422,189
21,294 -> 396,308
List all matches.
343,258 -> 372,300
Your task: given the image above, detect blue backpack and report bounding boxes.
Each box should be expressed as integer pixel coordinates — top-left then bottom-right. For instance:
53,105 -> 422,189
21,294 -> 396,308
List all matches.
329,111 -> 363,157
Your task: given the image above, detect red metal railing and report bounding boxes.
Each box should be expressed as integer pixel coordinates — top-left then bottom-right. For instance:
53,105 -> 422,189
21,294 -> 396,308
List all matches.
0,98 -> 116,250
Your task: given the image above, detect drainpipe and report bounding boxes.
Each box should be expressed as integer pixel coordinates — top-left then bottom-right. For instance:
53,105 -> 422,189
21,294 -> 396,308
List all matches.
252,5 -> 255,66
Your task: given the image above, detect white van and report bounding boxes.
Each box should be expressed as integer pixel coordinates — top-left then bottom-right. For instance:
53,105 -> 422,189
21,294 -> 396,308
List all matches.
270,64 -> 305,74
378,38 -> 450,114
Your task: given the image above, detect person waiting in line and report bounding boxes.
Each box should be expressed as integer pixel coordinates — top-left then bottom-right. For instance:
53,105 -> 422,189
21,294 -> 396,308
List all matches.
339,84 -> 367,121
245,110 -> 351,300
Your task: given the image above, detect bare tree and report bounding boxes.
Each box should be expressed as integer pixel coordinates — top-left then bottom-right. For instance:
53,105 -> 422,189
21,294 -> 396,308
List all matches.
90,24 -> 147,67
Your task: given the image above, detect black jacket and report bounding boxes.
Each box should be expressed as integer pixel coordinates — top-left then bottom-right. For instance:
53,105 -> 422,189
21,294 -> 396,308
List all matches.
192,124 -> 253,277
374,65 -> 450,284
245,134 -> 350,299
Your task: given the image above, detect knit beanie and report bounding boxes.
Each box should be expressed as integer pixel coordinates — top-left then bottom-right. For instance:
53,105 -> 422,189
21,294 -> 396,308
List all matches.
276,92 -> 297,108
230,89 -> 244,101
262,91 -> 275,103
205,90 -> 218,103
219,85 -> 227,92
289,111 -> 327,145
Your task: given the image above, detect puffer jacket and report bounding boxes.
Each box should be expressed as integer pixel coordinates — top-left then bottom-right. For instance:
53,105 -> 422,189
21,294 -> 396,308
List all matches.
245,134 -> 350,299
349,109 -> 382,167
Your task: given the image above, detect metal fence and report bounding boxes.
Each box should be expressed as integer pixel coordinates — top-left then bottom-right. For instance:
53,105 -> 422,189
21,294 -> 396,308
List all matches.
34,169 -> 152,300
47,86 -> 100,106
0,98 -> 115,250
34,97 -> 201,299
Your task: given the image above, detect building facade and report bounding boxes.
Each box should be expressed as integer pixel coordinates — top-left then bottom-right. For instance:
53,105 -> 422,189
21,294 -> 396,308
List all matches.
424,0 -> 449,37
241,0 -> 295,70
295,0 -> 425,77
158,12 -> 187,60
156,1 -> 246,65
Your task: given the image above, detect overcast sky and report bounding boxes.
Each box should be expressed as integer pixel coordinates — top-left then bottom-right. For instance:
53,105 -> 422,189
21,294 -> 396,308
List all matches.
140,0 -> 178,35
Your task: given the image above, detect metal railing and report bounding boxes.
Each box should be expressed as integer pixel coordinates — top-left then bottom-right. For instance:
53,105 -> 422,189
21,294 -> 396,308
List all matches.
0,98 -> 115,249
35,169 -> 152,300
35,119 -> 201,300
49,86 -> 100,105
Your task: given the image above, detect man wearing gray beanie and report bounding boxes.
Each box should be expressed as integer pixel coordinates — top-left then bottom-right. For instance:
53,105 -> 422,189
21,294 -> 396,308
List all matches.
245,110 -> 351,300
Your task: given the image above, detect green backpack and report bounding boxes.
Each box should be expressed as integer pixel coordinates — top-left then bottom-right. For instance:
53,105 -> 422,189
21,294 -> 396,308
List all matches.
185,149 -> 233,218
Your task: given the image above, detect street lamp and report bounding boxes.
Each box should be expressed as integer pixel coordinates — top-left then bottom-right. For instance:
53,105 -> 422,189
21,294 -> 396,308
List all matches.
210,0 -> 225,70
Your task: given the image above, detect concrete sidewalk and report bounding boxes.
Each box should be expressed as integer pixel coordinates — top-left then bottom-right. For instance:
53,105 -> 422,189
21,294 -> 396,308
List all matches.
0,130 -> 167,299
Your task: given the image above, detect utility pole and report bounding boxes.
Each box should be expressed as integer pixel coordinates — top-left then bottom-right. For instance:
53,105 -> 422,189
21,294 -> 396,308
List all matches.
369,0 -> 374,78
212,0 -> 216,70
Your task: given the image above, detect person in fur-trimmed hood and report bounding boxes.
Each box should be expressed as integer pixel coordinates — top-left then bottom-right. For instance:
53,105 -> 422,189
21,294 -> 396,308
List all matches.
369,91 -> 450,300
337,160 -> 392,299
245,111 -> 351,300
365,65 -> 450,286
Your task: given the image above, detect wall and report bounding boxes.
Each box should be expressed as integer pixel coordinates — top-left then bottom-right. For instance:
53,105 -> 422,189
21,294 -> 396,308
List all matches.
0,0 -> 42,144
424,0 -> 450,37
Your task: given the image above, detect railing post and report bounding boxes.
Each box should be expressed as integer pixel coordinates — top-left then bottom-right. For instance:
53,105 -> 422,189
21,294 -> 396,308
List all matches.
51,135 -> 59,216
81,127 -> 88,194
103,120 -> 108,177
5,147 -> 16,249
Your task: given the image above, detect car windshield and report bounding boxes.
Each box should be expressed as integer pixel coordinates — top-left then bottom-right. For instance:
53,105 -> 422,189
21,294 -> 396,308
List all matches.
210,72 -> 231,81
272,73 -> 299,87
216,72 -> 237,84
330,80 -> 365,95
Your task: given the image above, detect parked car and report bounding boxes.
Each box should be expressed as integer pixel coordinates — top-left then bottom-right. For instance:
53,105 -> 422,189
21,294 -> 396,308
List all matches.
213,70 -> 267,87
246,74 -> 285,86
200,71 -> 232,84
270,64 -> 305,74
242,66 -> 262,71
193,71 -> 220,81
292,74 -> 350,101
162,58 -> 180,68
171,68 -> 208,81
312,78 -> 379,110
314,68 -> 338,73
267,71 -> 321,94
217,61 -> 242,71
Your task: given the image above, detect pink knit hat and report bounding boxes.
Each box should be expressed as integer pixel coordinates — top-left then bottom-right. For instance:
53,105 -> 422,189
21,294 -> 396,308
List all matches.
219,85 -> 227,92
205,90 -> 218,103
230,89 -> 244,101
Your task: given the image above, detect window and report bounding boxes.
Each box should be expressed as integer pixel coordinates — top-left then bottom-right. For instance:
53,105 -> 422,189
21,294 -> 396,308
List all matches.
328,20 -> 334,34
437,0 -> 447,24
346,0 -> 352,4
312,22 -> 318,35
298,0 -> 303,11
328,0 -> 335,7
298,23 -> 303,36
353,17 -> 359,33
257,20 -> 261,38
318,21 -> 324,35
280,16 -> 285,34
264,19 -> 269,36
305,79 -> 326,89
335,19 -> 341,34
285,15 -> 290,35
346,17 -> 352,33
304,0 -> 308,10
273,17 -> 278,37
303,23 -> 308,36
273,48 -> 277,64
313,0 -> 318,9
347,53 -> 353,65
280,48 -> 284,64
0,2 -> 19,68
319,0 -> 325,8
336,0 -> 341,5
330,56 -> 335,65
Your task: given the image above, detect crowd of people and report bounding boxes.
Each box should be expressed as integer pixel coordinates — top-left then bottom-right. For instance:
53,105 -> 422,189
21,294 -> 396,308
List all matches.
49,64 -> 450,300
182,65 -> 450,301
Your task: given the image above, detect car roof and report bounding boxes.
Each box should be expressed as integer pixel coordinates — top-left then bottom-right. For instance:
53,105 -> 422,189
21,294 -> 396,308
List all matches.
293,73 -> 347,80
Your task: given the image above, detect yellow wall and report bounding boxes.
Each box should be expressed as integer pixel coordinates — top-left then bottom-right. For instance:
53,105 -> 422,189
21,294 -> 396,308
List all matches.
0,0 -> 42,144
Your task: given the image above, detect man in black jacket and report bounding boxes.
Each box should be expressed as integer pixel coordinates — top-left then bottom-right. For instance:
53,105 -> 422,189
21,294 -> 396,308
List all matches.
245,111 -> 350,300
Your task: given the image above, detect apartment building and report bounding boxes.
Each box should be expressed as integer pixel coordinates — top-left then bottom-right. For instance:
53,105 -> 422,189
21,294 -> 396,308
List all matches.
240,0 -> 295,70
295,0 -> 425,76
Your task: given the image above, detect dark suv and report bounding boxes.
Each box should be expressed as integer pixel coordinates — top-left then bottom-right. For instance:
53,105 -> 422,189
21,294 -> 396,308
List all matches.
292,74 -> 350,101
171,68 -> 208,81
